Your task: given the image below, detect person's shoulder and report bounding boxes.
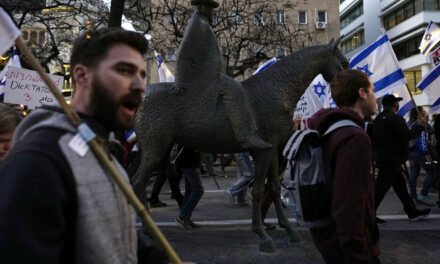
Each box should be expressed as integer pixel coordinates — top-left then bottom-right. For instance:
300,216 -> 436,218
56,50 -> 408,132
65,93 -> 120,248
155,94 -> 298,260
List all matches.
8,127 -> 69,162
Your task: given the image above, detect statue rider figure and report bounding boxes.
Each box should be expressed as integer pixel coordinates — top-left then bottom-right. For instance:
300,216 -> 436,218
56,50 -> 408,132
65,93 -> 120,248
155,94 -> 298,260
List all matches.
175,0 -> 271,149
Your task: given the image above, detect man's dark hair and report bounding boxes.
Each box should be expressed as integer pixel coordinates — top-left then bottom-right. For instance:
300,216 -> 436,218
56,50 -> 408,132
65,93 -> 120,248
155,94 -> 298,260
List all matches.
70,28 -> 148,79
330,69 -> 371,107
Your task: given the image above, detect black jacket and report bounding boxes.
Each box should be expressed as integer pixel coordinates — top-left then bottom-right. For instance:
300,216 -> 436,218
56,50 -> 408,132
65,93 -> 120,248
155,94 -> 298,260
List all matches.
372,109 -> 423,165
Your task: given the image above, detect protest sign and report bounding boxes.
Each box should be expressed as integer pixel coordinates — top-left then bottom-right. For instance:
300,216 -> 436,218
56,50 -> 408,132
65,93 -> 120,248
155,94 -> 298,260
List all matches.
430,45 -> 440,66
3,66 -> 63,109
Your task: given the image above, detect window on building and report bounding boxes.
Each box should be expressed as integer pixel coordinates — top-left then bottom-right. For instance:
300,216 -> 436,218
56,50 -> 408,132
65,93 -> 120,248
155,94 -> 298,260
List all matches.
21,27 -> 46,46
298,11 -> 307,24
317,11 -> 327,23
228,10 -> 242,24
340,0 -> 346,3
254,12 -> 265,26
393,34 -> 423,60
340,1 -> 363,29
383,0 -> 420,30
405,71 -> 423,94
341,30 -> 365,54
276,10 -> 285,24
212,12 -> 219,25
166,47 -> 177,61
424,0 -> 440,10
22,31 -> 29,41
277,48 -> 287,58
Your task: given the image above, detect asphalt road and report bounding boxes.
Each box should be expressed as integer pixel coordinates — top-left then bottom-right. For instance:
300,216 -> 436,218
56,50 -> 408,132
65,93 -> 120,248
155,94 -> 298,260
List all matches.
147,165 -> 440,264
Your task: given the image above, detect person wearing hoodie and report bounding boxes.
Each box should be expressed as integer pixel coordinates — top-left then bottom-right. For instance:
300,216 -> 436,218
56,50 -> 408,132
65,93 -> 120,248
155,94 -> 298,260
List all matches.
307,69 -> 380,264
0,28 -> 171,263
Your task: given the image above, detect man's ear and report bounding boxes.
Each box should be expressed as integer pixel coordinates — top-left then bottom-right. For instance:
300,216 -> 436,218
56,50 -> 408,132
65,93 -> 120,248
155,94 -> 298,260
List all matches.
358,87 -> 367,99
72,64 -> 90,87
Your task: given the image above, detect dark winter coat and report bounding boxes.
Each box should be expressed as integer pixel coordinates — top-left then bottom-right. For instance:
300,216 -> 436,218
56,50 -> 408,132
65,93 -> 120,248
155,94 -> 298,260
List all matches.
372,108 -> 423,165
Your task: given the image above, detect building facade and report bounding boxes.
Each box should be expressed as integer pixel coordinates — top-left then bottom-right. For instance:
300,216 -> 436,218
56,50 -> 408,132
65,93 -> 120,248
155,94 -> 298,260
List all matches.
147,0 -> 340,83
340,0 -> 440,105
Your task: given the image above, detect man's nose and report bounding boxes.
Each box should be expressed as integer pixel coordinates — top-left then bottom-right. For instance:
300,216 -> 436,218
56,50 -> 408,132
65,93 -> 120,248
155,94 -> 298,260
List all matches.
132,73 -> 146,93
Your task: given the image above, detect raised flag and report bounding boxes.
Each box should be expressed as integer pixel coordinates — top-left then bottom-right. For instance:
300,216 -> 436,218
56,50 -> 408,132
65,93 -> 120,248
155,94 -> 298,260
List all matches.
419,21 -> 440,56
0,46 -> 21,101
0,8 -> 21,56
253,57 -> 277,75
417,63 -> 440,114
392,85 -> 414,118
293,74 -> 328,121
349,34 -> 406,97
154,51 -> 175,82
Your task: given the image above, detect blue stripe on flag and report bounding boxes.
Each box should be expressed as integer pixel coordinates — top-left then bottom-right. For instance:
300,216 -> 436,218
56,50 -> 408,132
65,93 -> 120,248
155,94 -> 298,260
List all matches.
418,64 -> 440,90
373,69 -> 405,93
430,97 -> 440,113
432,97 -> 440,108
349,35 -> 389,68
397,100 -> 414,116
156,54 -> 164,69
254,58 -> 277,74
124,128 -> 135,141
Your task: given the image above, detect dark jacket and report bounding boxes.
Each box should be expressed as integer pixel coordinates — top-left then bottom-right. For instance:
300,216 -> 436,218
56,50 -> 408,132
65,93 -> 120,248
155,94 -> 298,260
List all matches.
0,106 -> 139,264
307,108 -> 380,264
372,108 -> 423,165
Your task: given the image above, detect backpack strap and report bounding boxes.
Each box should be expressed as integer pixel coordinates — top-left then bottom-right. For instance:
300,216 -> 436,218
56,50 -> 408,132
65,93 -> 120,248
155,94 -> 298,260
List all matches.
323,119 -> 360,136
283,129 -> 320,160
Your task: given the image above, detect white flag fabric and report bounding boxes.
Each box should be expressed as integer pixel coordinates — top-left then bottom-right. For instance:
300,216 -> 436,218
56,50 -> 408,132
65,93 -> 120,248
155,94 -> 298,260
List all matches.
391,85 -> 414,118
419,21 -> 440,56
0,46 -> 21,100
154,51 -> 175,82
253,57 -> 277,75
293,74 -> 329,121
349,34 -> 406,97
0,8 -> 21,56
417,63 -> 440,114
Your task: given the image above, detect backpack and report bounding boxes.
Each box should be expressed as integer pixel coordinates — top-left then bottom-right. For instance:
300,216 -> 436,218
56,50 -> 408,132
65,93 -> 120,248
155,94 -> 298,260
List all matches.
282,119 -> 360,229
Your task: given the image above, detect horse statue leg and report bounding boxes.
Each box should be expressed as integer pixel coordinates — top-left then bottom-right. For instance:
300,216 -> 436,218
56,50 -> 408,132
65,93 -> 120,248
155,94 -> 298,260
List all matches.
269,163 -> 300,243
252,149 -> 277,252
131,116 -> 175,206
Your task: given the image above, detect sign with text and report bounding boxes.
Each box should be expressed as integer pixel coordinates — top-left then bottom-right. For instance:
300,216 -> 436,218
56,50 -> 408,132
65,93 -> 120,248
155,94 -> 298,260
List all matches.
430,45 -> 440,66
3,66 -> 63,109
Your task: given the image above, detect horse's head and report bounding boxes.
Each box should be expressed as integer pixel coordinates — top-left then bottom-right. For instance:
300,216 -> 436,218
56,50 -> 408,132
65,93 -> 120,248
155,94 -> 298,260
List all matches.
320,37 -> 348,83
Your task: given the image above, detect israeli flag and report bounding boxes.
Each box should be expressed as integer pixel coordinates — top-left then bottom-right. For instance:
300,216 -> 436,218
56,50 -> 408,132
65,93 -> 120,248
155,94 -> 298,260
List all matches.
392,85 -> 414,118
0,46 -> 21,101
0,7 -> 21,56
124,128 -> 137,143
417,63 -> 440,114
155,51 -> 175,82
293,74 -> 331,123
419,21 -> 440,56
253,57 -> 277,75
349,34 -> 406,97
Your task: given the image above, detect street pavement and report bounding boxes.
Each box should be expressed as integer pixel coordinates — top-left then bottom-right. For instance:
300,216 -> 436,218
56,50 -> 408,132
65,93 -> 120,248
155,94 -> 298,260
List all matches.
147,165 -> 440,264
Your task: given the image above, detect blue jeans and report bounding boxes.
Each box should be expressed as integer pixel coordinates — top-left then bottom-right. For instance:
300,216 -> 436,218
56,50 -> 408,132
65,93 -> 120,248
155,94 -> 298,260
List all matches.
179,168 -> 204,219
409,153 -> 435,197
228,152 -> 254,198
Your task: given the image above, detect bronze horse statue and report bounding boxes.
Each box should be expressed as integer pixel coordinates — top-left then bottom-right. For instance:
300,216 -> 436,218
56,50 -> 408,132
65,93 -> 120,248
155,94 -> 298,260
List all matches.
132,0 -> 348,252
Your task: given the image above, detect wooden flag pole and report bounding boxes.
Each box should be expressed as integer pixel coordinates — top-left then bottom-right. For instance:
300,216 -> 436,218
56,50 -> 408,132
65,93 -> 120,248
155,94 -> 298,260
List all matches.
15,36 -> 182,264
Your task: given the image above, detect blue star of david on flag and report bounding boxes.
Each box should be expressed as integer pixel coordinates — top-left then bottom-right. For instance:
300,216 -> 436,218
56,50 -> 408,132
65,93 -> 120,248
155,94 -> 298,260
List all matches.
313,82 -> 326,98
349,34 -> 406,97
357,64 -> 373,76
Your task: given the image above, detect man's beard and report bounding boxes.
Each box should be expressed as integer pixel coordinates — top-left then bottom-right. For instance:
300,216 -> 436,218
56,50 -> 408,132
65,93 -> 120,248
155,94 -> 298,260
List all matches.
88,75 -> 139,131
